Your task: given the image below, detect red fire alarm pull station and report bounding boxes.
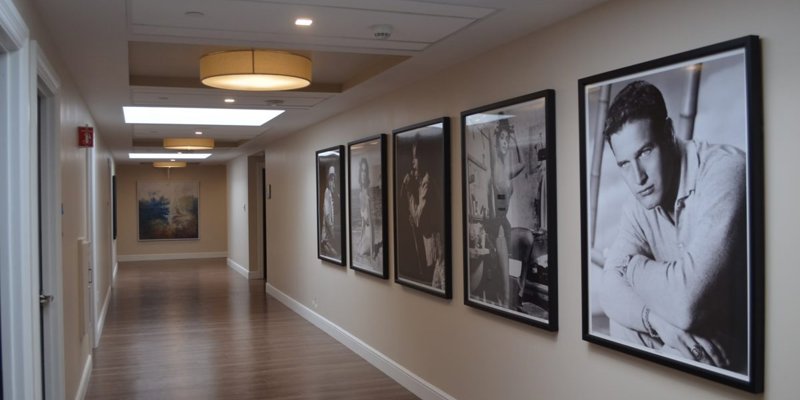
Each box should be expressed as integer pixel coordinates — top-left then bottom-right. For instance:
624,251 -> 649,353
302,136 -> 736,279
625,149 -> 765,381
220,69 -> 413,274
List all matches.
78,126 -> 94,148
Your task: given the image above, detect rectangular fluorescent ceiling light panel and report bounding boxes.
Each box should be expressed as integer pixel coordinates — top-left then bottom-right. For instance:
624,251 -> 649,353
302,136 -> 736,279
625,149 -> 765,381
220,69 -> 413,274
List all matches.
123,107 -> 284,126
129,153 -> 211,160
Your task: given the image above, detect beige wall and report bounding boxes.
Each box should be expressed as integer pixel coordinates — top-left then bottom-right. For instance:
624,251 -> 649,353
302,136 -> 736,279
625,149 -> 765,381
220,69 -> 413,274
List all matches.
264,0 -> 800,399
9,0 -> 114,398
248,155 -> 265,276
227,156 -> 250,269
95,152 -> 114,323
226,154 -> 266,277
116,164 -> 228,257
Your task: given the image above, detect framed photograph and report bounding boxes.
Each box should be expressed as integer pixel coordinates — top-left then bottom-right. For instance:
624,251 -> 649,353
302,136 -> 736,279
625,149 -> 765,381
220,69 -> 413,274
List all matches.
137,180 -> 199,241
393,117 -> 451,298
579,36 -> 763,392
348,134 -> 388,278
316,145 -> 346,265
461,90 -> 558,331
112,175 -> 117,240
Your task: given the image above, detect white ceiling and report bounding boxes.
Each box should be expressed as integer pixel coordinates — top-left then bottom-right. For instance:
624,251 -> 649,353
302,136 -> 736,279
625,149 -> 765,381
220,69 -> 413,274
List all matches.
32,0 -> 605,164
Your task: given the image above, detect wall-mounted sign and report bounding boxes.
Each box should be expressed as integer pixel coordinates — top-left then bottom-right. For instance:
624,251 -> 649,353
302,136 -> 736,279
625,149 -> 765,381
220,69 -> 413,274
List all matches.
78,126 -> 94,148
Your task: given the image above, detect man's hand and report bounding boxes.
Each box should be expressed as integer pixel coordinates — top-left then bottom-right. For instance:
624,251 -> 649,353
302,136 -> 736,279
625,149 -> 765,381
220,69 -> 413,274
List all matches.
647,311 -> 729,368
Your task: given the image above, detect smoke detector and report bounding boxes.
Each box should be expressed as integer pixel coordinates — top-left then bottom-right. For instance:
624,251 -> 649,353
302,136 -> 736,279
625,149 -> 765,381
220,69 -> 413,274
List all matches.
371,24 -> 393,40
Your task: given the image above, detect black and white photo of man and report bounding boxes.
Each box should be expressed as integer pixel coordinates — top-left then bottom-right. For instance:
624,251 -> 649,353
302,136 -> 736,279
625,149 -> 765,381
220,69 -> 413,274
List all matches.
317,146 -> 345,264
320,165 -> 338,258
393,119 -> 450,297
584,47 -> 753,377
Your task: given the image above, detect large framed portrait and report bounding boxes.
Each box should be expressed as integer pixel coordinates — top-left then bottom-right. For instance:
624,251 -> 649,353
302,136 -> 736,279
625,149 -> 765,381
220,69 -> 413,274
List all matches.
137,180 -> 199,241
348,134 -> 388,278
393,117 -> 451,298
579,36 -> 763,392
316,145 -> 346,265
461,90 -> 558,331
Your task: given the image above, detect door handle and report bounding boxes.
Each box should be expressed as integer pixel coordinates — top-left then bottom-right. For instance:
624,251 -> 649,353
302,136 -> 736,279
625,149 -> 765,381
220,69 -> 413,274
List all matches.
39,294 -> 54,305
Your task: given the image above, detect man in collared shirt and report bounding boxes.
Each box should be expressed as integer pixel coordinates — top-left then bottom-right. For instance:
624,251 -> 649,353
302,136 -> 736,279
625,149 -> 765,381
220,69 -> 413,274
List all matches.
598,80 -> 747,373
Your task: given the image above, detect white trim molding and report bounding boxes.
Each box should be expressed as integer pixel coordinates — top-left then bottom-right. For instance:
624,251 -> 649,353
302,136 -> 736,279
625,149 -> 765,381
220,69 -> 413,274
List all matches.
0,9 -> 39,398
117,251 -> 227,262
74,354 -> 92,400
0,0 -> 28,51
112,261 -> 118,286
266,284 -> 456,400
226,258 -> 249,279
94,285 -> 112,348
31,40 -> 66,400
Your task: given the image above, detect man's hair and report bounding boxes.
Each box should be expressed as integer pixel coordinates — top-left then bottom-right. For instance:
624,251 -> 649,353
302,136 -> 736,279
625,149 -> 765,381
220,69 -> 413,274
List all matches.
603,80 -> 672,144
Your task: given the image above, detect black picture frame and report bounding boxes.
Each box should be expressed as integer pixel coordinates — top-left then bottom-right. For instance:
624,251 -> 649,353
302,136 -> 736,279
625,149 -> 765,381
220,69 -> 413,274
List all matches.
348,134 -> 388,278
112,175 -> 117,240
461,90 -> 558,331
393,117 -> 452,298
316,145 -> 347,266
579,36 -> 763,392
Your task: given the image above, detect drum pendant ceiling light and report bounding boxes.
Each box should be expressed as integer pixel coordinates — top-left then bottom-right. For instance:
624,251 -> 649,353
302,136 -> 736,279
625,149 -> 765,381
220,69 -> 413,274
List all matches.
163,138 -> 215,150
200,50 -> 312,91
153,161 -> 187,168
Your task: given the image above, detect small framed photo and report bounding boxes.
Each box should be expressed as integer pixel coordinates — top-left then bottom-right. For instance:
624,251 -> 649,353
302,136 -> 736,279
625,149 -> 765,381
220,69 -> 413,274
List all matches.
579,36 -> 763,392
316,145 -> 346,265
393,117 -> 451,298
461,90 -> 558,331
348,134 -> 388,278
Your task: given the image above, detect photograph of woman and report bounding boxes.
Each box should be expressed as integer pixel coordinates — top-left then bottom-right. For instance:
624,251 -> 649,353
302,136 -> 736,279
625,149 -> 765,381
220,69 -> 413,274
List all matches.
462,90 -> 557,329
348,135 -> 388,277
490,118 -> 526,308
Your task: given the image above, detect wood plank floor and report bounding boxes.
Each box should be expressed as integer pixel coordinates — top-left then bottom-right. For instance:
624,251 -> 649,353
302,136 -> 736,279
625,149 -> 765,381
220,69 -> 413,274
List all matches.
85,259 -> 418,400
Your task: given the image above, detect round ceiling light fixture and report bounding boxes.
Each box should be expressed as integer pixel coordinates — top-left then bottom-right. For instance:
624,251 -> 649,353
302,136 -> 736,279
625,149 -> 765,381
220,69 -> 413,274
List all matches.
163,137 -> 215,150
200,50 -> 312,91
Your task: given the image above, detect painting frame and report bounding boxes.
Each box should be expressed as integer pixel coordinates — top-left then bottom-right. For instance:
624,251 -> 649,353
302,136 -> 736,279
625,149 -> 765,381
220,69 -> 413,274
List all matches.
392,117 -> 452,298
137,180 -> 200,241
461,89 -> 558,331
347,134 -> 389,278
316,145 -> 347,266
579,36 -> 763,392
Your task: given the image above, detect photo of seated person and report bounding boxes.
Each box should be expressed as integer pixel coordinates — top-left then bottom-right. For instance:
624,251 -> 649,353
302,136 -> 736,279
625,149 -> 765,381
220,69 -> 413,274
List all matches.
595,80 -> 747,373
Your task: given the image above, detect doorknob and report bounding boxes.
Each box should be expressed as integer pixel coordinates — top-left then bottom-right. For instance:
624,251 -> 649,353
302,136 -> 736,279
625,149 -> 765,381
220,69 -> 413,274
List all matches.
39,294 -> 54,305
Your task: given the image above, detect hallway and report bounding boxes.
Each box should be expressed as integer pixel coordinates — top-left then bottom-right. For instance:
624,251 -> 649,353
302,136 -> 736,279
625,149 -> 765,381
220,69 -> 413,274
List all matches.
85,259 -> 418,399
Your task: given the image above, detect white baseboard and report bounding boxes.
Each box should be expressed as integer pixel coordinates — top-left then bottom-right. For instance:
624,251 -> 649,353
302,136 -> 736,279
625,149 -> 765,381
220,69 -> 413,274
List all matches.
75,354 -> 92,400
112,261 -> 118,287
227,258 -> 249,279
265,284 -> 455,400
117,252 -> 227,262
94,285 -> 111,348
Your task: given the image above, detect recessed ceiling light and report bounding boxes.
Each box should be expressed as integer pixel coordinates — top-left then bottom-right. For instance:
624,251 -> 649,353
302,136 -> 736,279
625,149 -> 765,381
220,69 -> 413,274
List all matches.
195,131 -> 203,135
129,153 -> 211,160
224,98 -> 235,103
295,18 -> 313,26
185,11 -> 205,18
122,106 -> 284,126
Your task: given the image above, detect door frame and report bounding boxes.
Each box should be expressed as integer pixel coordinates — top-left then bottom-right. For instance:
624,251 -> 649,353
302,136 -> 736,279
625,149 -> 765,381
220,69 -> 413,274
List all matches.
0,1 -> 39,399
0,1 -> 65,397
34,40 -> 65,400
